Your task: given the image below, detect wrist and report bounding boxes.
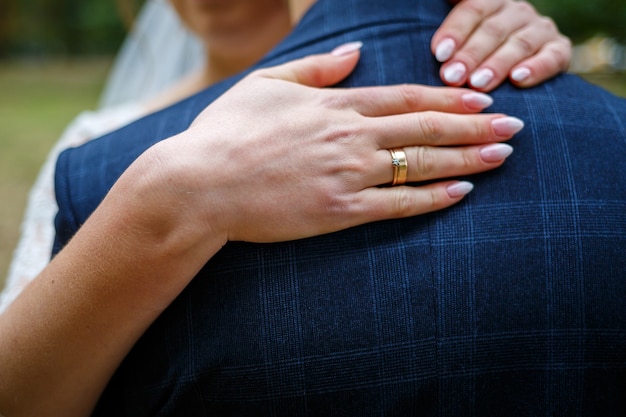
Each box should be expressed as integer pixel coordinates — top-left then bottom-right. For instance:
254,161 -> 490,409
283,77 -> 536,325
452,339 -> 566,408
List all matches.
102,137 -> 228,276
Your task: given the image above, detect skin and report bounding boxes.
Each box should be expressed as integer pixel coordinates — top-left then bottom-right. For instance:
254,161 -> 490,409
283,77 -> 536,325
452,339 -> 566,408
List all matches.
147,0 -> 292,110
432,0 -> 571,91
0,48 -> 522,417
0,0 -> 570,416
169,0 -> 292,84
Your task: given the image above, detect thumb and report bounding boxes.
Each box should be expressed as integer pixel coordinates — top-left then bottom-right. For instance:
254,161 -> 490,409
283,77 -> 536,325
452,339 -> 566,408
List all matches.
257,41 -> 363,88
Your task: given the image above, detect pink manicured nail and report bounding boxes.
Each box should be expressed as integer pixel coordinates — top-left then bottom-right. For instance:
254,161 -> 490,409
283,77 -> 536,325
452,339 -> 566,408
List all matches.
470,68 -> 494,89
462,92 -> 494,110
435,38 -> 456,62
511,67 -> 531,82
492,117 -> 525,137
480,143 -> 514,162
331,41 -> 364,56
447,181 -> 474,198
443,62 -> 466,84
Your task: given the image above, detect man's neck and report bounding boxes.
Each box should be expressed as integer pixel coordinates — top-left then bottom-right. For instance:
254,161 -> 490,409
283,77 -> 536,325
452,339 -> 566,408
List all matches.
288,0 -> 316,24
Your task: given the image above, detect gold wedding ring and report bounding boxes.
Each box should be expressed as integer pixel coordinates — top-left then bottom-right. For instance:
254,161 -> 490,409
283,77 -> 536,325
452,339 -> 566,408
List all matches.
389,148 -> 408,186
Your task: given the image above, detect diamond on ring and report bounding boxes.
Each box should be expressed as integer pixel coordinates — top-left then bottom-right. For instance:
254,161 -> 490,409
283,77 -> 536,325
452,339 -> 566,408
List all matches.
388,148 -> 408,186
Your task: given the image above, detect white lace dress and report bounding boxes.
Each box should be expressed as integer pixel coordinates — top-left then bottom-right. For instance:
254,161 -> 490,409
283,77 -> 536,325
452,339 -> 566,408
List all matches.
0,105 -> 144,313
0,0 -> 203,314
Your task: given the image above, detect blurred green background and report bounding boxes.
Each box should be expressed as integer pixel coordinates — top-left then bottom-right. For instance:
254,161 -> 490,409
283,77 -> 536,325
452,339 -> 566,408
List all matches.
0,0 -> 625,289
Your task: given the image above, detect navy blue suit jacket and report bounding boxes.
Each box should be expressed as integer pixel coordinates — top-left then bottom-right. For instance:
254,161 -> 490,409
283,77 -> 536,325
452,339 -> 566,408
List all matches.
54,0 -> 626,415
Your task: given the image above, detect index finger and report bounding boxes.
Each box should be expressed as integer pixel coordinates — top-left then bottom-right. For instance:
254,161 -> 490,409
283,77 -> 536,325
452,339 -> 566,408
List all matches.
328,85 -> 494,117
432,0 -> 505,61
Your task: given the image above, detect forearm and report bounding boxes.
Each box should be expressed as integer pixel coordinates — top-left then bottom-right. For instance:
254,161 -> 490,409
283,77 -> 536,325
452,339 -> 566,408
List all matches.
0,48 -> 523,415
0,145 -> 226,417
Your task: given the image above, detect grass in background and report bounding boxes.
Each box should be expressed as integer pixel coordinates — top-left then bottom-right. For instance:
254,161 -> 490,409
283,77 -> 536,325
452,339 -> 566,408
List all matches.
0,58 -> 111,289
0,61 -> 624,292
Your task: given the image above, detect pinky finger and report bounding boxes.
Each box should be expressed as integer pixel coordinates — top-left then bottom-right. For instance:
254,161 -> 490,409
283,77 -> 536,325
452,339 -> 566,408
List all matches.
356,180 -> 474,225
509,36 -> 572,88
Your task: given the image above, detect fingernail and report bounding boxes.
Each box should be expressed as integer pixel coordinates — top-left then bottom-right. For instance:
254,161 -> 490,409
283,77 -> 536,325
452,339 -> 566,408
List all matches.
470,68 -> 494,89
443,62 -> 466,84
492,117 -> 525,137
462,92 -> 493,110
331,41 -> 363,57
480,143 -> 514,162
435,38 -> 456,62
447,181 -> 474,198
511,67 -> 531,82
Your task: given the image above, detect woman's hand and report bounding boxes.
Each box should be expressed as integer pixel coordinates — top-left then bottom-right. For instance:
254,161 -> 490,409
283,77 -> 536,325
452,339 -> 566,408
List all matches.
0,45 -> 523,417
432,0 -> 572,91
143,43 -> 523,246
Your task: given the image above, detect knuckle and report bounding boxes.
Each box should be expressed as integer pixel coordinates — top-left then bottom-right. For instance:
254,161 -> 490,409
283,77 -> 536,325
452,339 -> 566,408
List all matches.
561,34 -> 572,48
396,84 -> 424,110
473,117 -> 489,141
325,128 -> 354,145
322,120 -> 361,145
326,143 -> 370,180
558,39 -> 573,70
534,42 -> 571,74
539,16 -> 557,32
443,89 -> 459,108
349,88 -> 379,110
391,188 -> 416,218
515,1 -> 536,16
417,112 -> 444,144
319,187 -> 352,216
463,0 -> 490,19
551,45 -> 571,71
462,149 -> 476,170
328,196 -> 351,216
345,153 -> 369,177
481,18 -> 508,41
414,146 -> 435,178
319,92 -> 352,110
427,188 -> 440,212
512,34 -> 536,55
456,48 -> 481,69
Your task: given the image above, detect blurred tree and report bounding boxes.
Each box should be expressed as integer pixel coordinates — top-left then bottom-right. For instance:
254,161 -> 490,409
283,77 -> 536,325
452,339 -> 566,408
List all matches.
12,0 -> 49,57
531,0 -> 626,43
0,1 -> 16,56
40,0 -> 129,55
0,0 -> 144,57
